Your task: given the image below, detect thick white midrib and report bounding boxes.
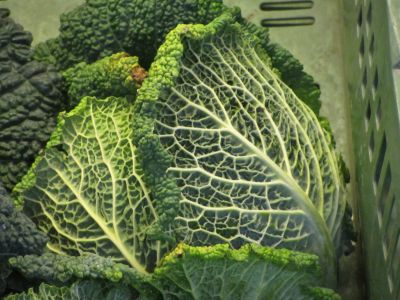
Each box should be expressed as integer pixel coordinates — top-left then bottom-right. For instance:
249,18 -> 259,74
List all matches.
168,89 -> 288,186
181,65 -> 232,127
292,97 -> 343,233
246,49 -> 324,209
46,243 -> 63,255
167,91 -> 334,269
249,48 -> 325,214
226,123 -> 332,233
210,43 -> 291,173
52,166 -> 148,275
90,106 -> 121,250
38,194 -> 109,243
89,104 -> 160,267
269,75 -> 342,233
191,45 -> 291,174
297,101 -> 343,233
188,42 -> 327,220
169,86 -> 332,250
184,51 -> 269,156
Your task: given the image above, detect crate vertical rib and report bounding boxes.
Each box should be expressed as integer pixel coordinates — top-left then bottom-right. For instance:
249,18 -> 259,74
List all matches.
343,0 -> 400,299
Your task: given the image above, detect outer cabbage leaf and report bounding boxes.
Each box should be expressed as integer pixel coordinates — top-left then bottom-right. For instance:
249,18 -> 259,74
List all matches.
0,8 -> 31,67
152,243 -> 341,300
21,96 -> 180,274
9,253 -> 160,299
4,283 -> 71,300
264,42 -> 321,115
0,8 -> 66,192
0,183 -> 47,259
63,52 -> 146,107
134,8 -> 345,282
31,0 -> 323,121
8,244 -> 340,300
9,253 -> 123,285
302,287 -> 341,300
12,52 -> 145,208
0,182 -> 47,296
4,280 -> 135,300
33,38 -> 60,68
33,0 -> 225,70
11,113 -> 66,209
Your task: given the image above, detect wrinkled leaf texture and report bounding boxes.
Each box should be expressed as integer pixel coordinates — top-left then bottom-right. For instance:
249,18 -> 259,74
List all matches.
133,9 -> 346,282
22,96 -> 179,274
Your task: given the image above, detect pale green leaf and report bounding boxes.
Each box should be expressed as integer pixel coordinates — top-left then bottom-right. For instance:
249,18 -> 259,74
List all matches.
22,96 -> 178,274
151,243 -> 341,300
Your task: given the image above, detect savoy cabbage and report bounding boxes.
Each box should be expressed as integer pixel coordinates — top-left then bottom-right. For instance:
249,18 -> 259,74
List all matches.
1,2 -> 351,300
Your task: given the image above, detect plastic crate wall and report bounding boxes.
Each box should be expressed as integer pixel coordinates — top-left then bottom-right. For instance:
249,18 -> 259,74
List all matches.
343,0 -> 400,299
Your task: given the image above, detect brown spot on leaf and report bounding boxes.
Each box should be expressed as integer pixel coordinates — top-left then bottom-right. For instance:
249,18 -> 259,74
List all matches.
131,66 -> 148,86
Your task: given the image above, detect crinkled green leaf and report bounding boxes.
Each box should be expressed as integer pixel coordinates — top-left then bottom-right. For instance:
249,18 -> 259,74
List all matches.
302,287 -> 342,300
9,253 -> 161,299
0,183 -> 47,258
0,9 -> 66,192
9,253 -> 123,285
4,280 -> 135,300
151,243 -> 340,300
8,244 -> 340,300
69,280 -> 135,300
21,96 -> 179,274
4,283 -> 71,300
12,112 -> 66,209
237,20 -> 322,116
63,52 -> 144,107
134,8 -> 345,283
33,0 -> 225,70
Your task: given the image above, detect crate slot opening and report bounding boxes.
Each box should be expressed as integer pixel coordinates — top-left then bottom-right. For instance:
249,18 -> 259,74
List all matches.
374,133 -> 387,186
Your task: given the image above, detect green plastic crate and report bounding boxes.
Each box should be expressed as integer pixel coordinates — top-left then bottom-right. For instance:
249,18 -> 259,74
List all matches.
343,1 -> 400,299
